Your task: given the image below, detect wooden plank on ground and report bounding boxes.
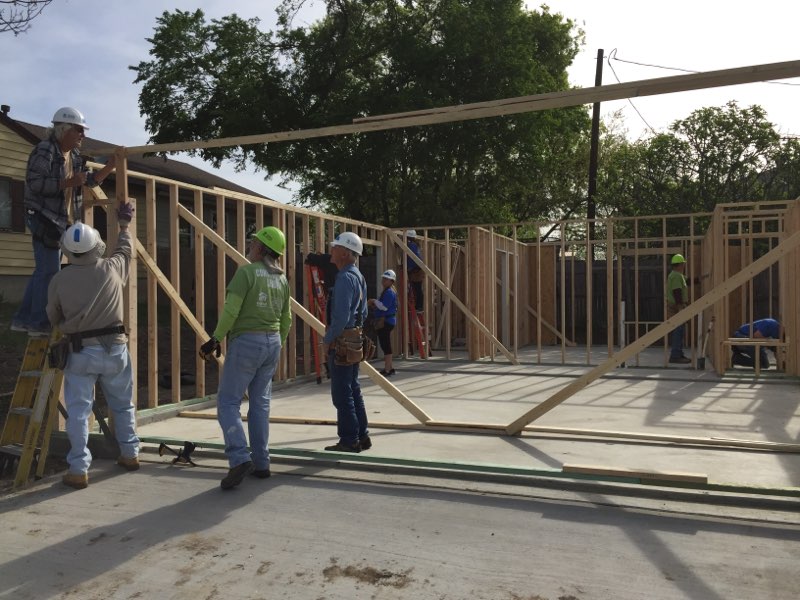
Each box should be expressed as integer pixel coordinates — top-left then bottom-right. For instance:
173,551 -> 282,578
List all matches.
563,464 -> 708,484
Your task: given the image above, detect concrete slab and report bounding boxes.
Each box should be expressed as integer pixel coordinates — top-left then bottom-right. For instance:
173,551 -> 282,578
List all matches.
2,458 -> 799,600
136,348 -> 800,491
4,341 -> 800,599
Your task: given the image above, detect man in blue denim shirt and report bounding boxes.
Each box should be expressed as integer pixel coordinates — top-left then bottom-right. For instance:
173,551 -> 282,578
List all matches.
12,107 -> 115,336
322,232 -> 370,452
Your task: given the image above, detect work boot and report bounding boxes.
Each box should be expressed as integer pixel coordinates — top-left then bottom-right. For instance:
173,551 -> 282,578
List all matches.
62,472 -> 89,490
117,456 -> 140,471
359,435 -> 372,451
669,356 -> 691,364
221,461 -> 254,490
324,441 -> 361,453
251,469 -> 271,479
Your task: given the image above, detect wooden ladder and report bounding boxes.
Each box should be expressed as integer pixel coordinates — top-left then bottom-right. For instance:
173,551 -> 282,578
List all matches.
307,264 -> 328,383
0,336 -> 63,489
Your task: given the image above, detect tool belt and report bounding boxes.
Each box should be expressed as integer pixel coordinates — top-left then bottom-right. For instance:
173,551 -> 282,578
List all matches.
27,209 -> 62,249
48,337 -> 70,370
69,325 -> 126,353
373,314 -> 394,331
334,327 -> 375,365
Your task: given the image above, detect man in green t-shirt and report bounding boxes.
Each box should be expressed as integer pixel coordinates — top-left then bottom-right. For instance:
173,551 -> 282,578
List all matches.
665,253 -> 690,364
200,226 -> 292,490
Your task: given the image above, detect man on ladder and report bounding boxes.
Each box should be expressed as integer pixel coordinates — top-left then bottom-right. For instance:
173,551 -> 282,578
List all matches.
46,200 -> 140,489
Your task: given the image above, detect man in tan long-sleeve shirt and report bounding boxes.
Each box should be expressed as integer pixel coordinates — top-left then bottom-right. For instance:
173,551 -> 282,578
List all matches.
46,200 -> 139,489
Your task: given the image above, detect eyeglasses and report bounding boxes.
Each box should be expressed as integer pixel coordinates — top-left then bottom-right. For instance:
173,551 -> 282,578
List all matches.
72,125 -> 85,134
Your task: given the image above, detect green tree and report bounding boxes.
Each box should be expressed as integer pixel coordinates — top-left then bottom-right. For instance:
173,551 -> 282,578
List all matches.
672,102 -> 779,210
132,1 -> 589,227
595,102 -> 800,223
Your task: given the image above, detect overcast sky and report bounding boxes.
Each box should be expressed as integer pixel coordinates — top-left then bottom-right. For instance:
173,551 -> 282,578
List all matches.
3,1 -> 798,202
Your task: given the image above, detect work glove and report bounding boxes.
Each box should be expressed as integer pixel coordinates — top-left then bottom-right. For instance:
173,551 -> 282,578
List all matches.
117,201 -> 135,224
199,337 -> 221,361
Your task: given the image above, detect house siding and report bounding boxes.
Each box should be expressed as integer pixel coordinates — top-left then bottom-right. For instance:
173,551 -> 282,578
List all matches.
0,125 -> 31,180
0,124 -> 33,281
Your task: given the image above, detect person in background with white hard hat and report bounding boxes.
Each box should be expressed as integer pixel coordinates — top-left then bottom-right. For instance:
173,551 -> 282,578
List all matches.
12,107 -> 116,337
46,199 -> 138,490
665,253 -> 691,364
368,269 -> 398,377
322,232 -> 371,452
199,226 -> 292,490
405,229 -> 424,312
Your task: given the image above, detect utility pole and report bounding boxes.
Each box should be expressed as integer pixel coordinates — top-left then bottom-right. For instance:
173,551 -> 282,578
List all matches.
587,48 -> 603,260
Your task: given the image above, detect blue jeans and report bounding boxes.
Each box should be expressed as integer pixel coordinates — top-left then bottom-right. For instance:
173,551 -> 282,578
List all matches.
410,280 -> 424,311
328,351 -> 368,446
670,321 -> 685,358
731,333 -> 770,368
217,332 -> 281,469
63,344 -> 139,474
13,213 -> 61,330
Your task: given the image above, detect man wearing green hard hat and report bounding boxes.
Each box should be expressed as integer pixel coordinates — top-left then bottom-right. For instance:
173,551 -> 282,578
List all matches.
665,253 -> 690,364
200,225 -> 292,489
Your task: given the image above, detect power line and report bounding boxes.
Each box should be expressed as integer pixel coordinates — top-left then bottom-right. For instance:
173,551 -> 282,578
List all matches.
605,49 -> 658,135
601,49 -> 800,138
610,53 -> 800,86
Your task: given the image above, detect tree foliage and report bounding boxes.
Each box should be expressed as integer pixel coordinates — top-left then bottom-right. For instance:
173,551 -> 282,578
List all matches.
596,101 -> 798,219
132,0 -> 589,227
0,0 -> 52,35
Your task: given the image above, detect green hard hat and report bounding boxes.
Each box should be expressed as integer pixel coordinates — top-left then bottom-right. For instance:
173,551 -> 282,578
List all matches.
254,226 -> 286,256
671,253 -> 686,265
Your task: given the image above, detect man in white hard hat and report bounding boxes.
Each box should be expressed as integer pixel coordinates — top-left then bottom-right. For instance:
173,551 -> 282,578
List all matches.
368,269 -> 398,377
11,107 -> 116,337
322,232 -> 371,452
46,199 -> 140,490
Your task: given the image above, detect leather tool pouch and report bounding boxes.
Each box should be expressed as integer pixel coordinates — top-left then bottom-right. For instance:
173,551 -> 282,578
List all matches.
334,328 -> 366,365
48,337 -> 70,370
335,337 -> 363,365
31,213 -> 62,249
362,335 -> 376,362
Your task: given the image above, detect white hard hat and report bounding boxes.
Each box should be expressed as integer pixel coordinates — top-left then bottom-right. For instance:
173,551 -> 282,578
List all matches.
405,229 -> 417,238
62,222 -> 101,254
52,106 -> 89,129
330,231 -> 363,256
381,269 -> 396,281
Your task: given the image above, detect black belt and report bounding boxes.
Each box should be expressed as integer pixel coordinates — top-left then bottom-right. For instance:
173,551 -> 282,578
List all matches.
69,325 -> 126,352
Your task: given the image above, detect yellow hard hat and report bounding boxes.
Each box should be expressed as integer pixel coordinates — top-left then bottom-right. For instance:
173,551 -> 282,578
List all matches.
671,254 -> 686,265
